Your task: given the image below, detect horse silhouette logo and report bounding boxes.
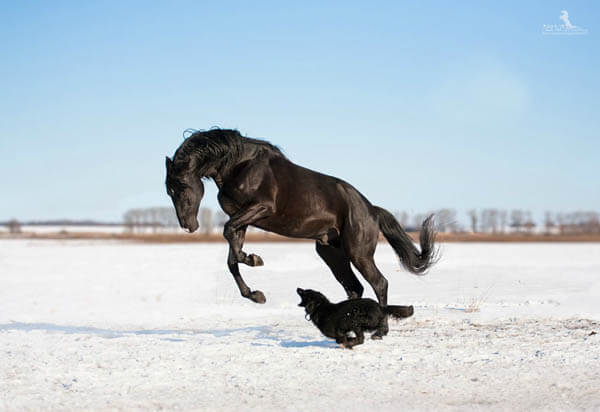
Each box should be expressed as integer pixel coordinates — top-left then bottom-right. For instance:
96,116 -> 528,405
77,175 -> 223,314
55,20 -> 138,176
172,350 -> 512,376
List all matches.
559,10 -> 575,30
543,10 -> 588,35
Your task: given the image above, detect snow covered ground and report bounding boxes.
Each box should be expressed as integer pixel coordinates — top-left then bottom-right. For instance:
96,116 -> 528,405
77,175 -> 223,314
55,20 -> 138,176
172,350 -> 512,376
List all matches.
1,240 -> 599,411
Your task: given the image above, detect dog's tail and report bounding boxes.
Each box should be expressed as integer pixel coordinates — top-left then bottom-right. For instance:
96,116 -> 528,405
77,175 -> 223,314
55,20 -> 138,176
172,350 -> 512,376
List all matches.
374,206 -> 437,275
384,305 -> 414,319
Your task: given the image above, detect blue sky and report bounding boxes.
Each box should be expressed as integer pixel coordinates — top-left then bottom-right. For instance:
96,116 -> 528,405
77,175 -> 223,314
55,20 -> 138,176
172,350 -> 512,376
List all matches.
1,1 -> 598,222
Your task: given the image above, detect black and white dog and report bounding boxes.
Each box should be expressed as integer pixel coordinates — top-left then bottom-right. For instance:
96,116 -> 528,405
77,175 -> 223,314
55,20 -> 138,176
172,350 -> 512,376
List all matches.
297,288 -> 414,348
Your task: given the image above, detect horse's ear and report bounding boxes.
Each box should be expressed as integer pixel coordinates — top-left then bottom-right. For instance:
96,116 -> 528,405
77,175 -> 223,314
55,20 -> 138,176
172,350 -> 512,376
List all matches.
297,288 -> 304,296
165,156 -> 172,172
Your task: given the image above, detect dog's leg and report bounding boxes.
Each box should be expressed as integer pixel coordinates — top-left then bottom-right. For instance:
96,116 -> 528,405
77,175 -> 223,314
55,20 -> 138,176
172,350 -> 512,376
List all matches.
336,332 -> 360,349
355,329 -> 365,346
347,329 -> 365,348
372,315 -> 391,341
339,329 -> 365,349
335,335 -> 351,349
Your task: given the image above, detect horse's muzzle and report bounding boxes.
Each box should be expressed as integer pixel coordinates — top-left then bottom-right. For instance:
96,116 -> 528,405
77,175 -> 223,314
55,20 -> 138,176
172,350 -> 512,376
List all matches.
184,219 -> 199,233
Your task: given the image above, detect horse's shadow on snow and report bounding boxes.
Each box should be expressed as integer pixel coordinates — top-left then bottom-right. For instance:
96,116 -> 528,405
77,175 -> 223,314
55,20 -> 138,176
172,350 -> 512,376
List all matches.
0,322 -> 337,349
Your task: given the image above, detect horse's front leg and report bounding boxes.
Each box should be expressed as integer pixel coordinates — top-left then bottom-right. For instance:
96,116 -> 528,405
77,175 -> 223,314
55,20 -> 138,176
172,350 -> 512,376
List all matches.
226,226 -> 263,267
224,204 -> 272,266
226,247 -> 266,304
223,204 -> 272,303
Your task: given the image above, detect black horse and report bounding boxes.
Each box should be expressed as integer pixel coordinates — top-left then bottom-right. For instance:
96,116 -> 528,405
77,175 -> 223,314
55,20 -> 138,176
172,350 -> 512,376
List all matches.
165,129 -> 436,337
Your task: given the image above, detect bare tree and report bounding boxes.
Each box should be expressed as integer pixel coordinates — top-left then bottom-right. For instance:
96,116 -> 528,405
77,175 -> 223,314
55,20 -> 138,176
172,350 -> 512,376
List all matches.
481,209 -> 490,233
199,208 -> 214,234
123,209 -> 138,233
435,208 -> 458,233
498,209 -> 507,234
467,209 -> 478,233
556,212 -> 566,235
159,207 -> 179,230
123,207 -> 179,233
412,214 -> 426,232
479,209 -> 499,233
148,208 -> 159,233
510,209 -> 524,232
523,210 -> 536,234
214,210 -> 228,231
8,219 -> 21,234
544,211 -> 555,234
585,211 -> 600,233
488,209 -> 499,233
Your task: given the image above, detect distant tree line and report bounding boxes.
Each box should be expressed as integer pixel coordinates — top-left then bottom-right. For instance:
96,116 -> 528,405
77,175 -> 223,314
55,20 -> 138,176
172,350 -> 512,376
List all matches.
3,208 -> 599,236
0,218 -> 120,234
122,207 -> 228,234
466,209 -> 535,234
391,209 -> 600,235
543,211 -> 600,235
463,209 -> 600,234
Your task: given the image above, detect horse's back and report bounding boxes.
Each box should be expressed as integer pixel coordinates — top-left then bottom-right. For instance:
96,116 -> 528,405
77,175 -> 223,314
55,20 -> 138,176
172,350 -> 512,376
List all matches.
256,156 -> 377,240
269,156 -> 370,213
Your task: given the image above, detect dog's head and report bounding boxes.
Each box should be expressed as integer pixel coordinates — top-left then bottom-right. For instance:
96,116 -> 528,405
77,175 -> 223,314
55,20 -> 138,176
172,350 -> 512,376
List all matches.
297,288 -> 329,319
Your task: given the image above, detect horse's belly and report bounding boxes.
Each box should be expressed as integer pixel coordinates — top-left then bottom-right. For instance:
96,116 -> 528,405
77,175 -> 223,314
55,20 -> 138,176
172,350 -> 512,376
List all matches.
254,214 -> 338,240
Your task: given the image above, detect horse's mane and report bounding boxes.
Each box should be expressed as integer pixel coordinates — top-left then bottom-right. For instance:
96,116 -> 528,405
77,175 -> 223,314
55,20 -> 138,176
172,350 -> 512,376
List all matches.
172,128 -> 285,177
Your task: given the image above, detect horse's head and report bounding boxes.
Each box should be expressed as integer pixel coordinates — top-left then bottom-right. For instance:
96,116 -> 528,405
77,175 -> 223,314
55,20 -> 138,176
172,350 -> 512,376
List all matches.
165,156 -> 204,233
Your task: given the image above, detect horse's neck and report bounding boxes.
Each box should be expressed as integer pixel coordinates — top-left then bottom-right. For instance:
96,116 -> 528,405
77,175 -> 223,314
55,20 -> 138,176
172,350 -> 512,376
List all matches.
211,143 -> 264,184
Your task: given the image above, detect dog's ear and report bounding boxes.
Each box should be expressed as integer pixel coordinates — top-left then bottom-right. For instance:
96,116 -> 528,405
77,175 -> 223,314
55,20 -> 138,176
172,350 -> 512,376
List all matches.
296,288 -> 304,296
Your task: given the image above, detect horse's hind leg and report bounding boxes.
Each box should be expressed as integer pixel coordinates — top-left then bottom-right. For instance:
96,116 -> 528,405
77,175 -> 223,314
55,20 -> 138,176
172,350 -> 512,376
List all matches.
344,230 -> 390,338
315,242 -> 364,299
350,254 -> 389,338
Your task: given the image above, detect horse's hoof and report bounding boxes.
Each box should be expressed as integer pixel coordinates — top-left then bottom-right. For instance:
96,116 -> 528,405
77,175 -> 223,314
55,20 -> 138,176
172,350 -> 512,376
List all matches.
250,290 -> 266,304
371,334 -> 383,340
248,254 -> 264,267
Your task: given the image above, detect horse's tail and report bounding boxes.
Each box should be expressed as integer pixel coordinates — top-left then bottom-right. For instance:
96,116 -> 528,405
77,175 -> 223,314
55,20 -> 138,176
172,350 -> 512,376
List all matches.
374,207 -> 437,275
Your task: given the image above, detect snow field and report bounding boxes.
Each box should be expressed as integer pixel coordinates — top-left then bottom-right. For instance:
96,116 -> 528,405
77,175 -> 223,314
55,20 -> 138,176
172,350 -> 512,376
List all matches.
1,240 -> 599,410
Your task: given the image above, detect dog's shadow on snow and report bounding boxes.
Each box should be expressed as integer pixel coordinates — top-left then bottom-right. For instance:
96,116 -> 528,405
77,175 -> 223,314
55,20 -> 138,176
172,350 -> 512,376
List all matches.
0,322 -> 338,349
278,339 -> 336,348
